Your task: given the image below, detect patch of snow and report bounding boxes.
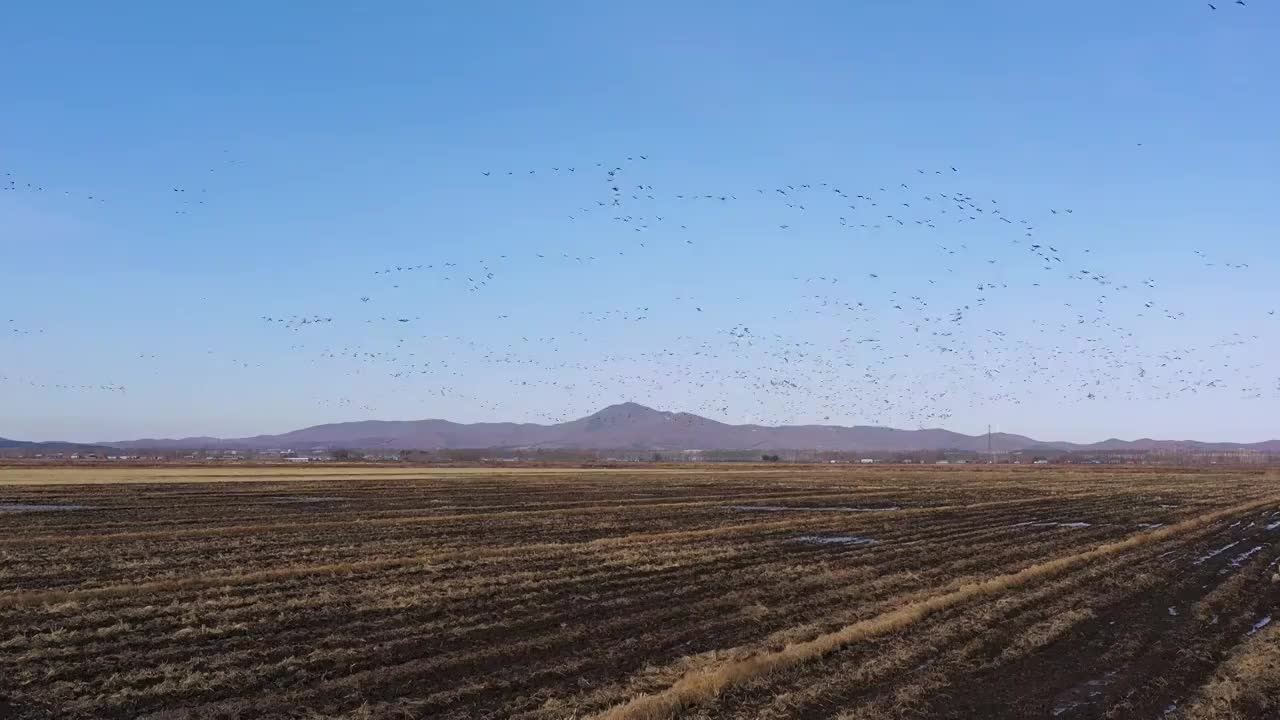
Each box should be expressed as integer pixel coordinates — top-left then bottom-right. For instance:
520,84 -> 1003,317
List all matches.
1193,541 -> 1241,566
1228,545 -> 1265,569
795,535 -> 876,546
1168,606 -> 1179,616
1036,521 -> 1091,528
1051,671 -> 1117,717
1137,522 -> 1165,529
1265,520 -> 1280,531
1013,520 -> 1093,529
1249,616 -> 1272,635
1052,701 -> 1082,716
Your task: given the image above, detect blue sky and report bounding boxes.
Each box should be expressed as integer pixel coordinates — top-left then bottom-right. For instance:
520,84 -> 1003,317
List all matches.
2,0 -> 1277,443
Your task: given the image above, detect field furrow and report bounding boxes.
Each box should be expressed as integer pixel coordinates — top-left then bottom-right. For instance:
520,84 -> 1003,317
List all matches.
1,464 -> 1276,720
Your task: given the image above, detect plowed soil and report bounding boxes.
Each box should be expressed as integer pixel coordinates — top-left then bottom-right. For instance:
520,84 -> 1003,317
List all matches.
1,464 -> 1277,719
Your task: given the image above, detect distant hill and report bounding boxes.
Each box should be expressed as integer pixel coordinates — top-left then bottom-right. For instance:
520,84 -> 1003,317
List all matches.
0,437 -> 115,454
93,403 -> 1280,453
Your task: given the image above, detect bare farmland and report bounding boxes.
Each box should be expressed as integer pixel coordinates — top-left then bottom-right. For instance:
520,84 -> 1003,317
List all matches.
1,465 -> 1278,719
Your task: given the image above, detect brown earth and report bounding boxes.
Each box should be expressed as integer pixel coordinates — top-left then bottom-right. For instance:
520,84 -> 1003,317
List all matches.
0,464 -> 1277,719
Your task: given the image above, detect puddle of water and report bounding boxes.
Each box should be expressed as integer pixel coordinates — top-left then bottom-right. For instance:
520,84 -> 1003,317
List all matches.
0,503 -> 93,512
795,535 -> 876,546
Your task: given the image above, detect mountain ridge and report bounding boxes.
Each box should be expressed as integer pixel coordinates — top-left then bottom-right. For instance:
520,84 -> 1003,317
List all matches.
77,403 -> 1280,453
0,437 -> 115,454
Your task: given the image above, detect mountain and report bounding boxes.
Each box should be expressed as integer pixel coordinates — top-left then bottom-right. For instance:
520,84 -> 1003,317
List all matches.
0,437 -> 115,454
92,403 -> 1280,453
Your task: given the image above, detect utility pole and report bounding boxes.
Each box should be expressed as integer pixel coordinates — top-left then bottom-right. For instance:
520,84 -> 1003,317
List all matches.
987,424 -> 992,463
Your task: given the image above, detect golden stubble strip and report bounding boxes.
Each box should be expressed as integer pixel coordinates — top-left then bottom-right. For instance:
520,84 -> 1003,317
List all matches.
591,494 -> 1280,720
1178,620 -> 1280,719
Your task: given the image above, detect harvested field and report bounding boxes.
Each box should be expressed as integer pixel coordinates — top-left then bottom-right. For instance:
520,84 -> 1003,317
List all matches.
1,465 -> 1278,719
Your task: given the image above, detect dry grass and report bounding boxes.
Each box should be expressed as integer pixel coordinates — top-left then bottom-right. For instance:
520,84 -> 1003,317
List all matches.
593,495 -> 1280,720
1,464 -> 1277,720
1179,622 -> 1280,719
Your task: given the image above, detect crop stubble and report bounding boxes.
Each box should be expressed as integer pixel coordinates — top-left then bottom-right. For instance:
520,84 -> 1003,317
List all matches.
0,464 -> 1277,719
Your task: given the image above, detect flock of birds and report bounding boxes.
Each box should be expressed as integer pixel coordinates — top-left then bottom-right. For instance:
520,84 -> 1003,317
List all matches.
0,374 -> 126,394
2,150 -> 243,216
2,3 -> 1273,429
253,153 -> 1272,425
3,145 -> 1276,429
